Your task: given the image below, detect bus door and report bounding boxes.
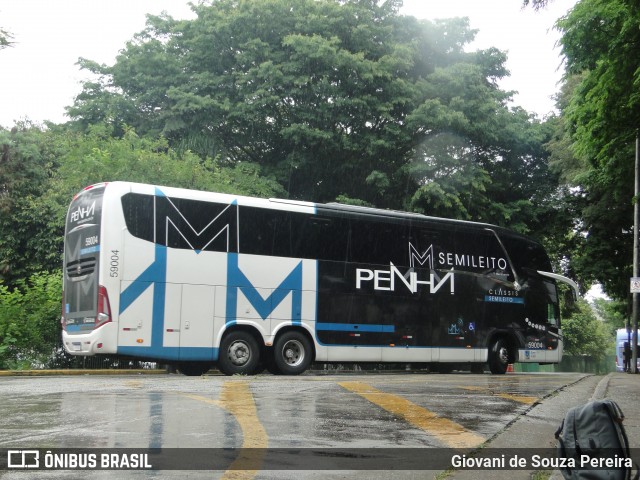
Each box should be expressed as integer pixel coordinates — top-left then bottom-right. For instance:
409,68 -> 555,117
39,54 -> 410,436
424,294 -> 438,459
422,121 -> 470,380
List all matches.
169,284 -> 216,361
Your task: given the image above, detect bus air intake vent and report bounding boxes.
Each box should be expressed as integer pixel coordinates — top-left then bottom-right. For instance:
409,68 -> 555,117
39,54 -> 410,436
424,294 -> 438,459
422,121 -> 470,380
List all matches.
66,258 -> 96,278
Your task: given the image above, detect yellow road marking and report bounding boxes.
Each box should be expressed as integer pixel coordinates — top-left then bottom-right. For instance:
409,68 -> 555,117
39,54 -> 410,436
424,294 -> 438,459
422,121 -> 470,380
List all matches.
459,386 -> 538,405
496,393 -> 537,405
339,381 -> 485,449
183,380 -> 268,480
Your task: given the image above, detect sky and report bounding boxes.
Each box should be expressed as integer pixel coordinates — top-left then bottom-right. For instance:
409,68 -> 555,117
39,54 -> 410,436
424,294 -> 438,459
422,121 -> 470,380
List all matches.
0,0 -> 577,128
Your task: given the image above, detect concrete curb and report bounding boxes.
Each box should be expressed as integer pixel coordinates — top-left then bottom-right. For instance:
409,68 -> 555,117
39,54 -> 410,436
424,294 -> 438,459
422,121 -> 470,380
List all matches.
590,372 -> 612,400
0,369 -> 168,376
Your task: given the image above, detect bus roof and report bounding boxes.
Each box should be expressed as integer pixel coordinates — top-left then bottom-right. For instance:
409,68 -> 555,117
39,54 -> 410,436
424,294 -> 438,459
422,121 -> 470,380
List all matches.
96,181 -> 540,245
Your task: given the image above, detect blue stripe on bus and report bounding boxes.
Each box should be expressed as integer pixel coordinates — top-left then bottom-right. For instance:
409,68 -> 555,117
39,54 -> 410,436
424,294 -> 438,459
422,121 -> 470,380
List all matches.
80,245 -> 100,255
225,252 -> 303,325
119,244 -> 167,351
118,346 -> 219,362
65,324 -> 94,333
315,323 -> 395,333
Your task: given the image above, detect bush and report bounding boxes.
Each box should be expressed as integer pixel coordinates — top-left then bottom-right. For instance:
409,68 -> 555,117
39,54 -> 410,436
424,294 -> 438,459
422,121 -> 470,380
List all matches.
0,271 -> 61,369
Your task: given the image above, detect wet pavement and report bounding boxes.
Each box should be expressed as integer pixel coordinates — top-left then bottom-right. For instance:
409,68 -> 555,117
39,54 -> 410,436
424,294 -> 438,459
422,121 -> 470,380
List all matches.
0,372 -> 595,478
449,372 -> 640,480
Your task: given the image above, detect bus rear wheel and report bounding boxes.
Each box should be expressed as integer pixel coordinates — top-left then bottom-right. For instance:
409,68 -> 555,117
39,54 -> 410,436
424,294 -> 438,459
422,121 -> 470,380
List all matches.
488,338 -> 509,375
273,331 -> 312,375
218,331 -> 260,376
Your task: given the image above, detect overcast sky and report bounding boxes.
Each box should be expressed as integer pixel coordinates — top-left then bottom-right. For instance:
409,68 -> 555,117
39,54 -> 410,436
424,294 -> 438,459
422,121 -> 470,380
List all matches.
0,0 -> 576,128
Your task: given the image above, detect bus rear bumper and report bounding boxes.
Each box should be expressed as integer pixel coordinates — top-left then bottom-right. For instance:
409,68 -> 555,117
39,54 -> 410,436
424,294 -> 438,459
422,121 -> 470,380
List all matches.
517,345 -> 563,364
62,323 -> 118,355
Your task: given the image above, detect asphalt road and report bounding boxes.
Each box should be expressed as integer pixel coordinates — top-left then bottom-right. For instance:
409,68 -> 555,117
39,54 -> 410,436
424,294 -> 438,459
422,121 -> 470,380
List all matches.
0,372 -> 588,479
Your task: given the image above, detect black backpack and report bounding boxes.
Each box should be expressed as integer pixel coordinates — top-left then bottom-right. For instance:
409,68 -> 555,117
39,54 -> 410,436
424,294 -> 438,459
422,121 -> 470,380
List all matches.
555,399 -> 638,480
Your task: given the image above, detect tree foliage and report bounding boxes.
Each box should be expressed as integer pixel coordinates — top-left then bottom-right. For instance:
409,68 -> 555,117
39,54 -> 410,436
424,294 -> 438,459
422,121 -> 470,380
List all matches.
0,122 -> 284,287
0,272 -> 61,369
0,124 -> 61,285
67,0 -> 557,236
548,0 -> 640,299
0,0 -> 586,368
0,27 -> 13,50
561,300 -> 612,359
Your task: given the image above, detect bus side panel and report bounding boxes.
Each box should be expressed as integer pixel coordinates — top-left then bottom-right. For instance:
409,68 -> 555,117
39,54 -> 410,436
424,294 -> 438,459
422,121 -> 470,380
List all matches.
165,250 -> 228,286
167,249 -> 224,360
117,238 -> 228,360
117,230 -> 164,355
223,254 -> 317,340
163,283 -> 181,349
315,261 -> 486,363
118,281 -> 155,348
179,284 -> 215,360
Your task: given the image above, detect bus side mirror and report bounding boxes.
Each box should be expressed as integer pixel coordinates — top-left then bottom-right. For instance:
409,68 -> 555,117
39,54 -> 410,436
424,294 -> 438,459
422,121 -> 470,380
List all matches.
537,271 -> 580,304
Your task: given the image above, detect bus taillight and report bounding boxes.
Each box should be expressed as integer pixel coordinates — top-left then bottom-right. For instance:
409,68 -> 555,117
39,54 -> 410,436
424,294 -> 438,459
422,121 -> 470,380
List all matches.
61,290 -> 66,331
96,285 -> 112,329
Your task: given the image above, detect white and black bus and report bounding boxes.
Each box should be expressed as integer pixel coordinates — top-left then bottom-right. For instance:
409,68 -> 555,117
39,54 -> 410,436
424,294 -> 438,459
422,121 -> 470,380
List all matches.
62,182 -> 577,375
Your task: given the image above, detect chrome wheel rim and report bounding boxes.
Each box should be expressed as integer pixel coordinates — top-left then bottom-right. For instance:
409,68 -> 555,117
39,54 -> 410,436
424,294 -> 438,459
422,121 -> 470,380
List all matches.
228,340 -> 251,366
498,346 -> 509,365
281,339 -> 304,367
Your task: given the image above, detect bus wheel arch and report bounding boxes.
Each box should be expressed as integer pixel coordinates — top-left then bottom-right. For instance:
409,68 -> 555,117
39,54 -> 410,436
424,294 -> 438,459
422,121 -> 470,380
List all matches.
272,328 -> 315,375
217,326 -> 262,376
488,334 -> 516,375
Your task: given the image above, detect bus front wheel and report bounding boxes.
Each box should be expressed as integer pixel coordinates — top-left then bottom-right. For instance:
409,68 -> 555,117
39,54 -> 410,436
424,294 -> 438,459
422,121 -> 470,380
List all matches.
218,331 -> 260,376
273,331 -> 312,375
488,338 -> 509,375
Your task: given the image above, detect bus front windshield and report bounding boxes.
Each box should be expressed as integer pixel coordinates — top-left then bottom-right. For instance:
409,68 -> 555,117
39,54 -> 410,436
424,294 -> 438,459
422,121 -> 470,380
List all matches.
63,185 -> 105,333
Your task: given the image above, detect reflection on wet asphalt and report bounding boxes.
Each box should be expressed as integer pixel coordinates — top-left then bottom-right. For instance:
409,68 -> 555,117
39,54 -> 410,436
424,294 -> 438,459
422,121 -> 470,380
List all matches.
0,372 -> 585,479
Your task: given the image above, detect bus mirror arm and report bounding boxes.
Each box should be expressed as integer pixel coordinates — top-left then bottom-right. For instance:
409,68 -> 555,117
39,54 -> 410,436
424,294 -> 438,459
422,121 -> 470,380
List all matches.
537,271 -> 580,301
485,228 -> 522,291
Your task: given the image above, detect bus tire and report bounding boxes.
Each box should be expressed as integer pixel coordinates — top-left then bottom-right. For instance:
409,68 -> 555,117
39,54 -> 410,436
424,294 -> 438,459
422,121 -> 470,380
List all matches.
218,331 -> 260,376
488,338 -> 509,375
273,331 -> 312,375
178,362 -> 212,376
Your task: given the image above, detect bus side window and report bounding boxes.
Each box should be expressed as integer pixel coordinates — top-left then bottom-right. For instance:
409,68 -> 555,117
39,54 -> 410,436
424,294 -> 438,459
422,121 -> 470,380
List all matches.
545,281 -> 559,326
239,207 -> 290,257
121,193 -> 154,242
122,193 -> 238,252
348,218 -> 409,266
526,280 -> 559,326
547,303 -> 558,326
409,227 -> 441,270
295,216 -> 350,262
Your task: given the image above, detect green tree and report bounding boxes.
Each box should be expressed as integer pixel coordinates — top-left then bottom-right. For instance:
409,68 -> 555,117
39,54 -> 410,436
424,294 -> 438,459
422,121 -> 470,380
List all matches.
0,272 -> 61,369
0,122 -> 285,288
522,0 -> 554,9
549,0 -> 640,299
592,297 -> 627,337
0,27 -> 13,50
0,124 -> 61,286
67,0 -> 557,235
561,300 -> 612,359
